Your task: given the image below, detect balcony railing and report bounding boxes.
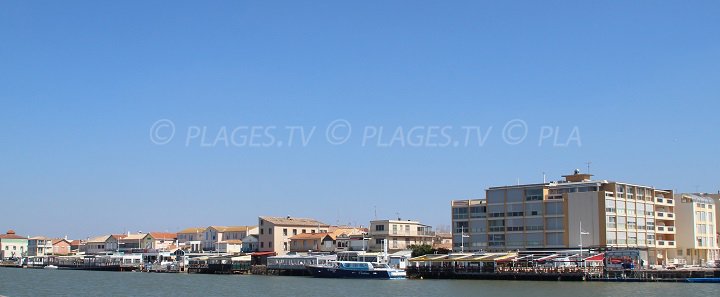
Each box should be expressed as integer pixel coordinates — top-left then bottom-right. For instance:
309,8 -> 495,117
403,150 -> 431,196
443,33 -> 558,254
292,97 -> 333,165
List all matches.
656,240 -> 676,247
656,226 -> 675,233
655,212 -> 675,220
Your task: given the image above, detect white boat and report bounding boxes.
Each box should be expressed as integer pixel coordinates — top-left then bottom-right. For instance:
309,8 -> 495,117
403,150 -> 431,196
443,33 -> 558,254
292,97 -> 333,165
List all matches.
43,265 -> 59,269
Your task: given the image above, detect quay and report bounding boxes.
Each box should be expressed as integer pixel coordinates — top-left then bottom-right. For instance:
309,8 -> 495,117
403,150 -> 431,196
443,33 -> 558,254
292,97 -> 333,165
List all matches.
407,252 -> 720,282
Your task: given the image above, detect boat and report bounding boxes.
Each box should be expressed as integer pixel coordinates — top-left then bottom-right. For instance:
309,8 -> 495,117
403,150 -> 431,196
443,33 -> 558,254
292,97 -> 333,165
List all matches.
43,265 -> 59,269
306,261 -> 406,279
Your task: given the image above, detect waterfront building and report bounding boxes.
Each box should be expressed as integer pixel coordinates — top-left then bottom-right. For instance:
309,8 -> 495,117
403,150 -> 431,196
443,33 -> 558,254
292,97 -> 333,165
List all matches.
201,226 -> 258,251
177,227 -> 204,243
69,239 -> 84,253
451,170 -> 676,266
85,235 -> 121,254
217,240 -> 243,253
433,232 -> 453,250
0,230 -> 28,260
51,238 -> 71,255
148,232 -> 177,251
333,228 -> 369,252
119,233 -> 151,252
289,232 -> 335,252
368,219 -> 434,252
257,216 -> 329,255
27,236 -> 53,256
241,234 -> 259,252
674,193 -> 719,266
177,227 -> 204,252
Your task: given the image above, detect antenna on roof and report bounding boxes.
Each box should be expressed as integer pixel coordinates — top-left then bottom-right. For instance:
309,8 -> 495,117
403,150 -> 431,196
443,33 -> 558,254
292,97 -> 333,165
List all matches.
585,161 -> 592,175
543,172 -> 546,183
374,206 -> 377,220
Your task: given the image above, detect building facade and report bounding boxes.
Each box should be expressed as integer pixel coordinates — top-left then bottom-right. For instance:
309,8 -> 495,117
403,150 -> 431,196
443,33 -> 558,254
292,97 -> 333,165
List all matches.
27,236 -> 53,256
0,230 -> 28,260
201,226 -> 257,251
52,239 -> 72,255
368,219 -> 434,252
674,194 -> 718,266
451,171 -> 676,266
257,216 -> 329,255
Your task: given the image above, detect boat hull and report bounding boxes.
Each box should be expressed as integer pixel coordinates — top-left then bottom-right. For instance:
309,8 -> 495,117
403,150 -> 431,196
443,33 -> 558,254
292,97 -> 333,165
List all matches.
306,266 -> 405,279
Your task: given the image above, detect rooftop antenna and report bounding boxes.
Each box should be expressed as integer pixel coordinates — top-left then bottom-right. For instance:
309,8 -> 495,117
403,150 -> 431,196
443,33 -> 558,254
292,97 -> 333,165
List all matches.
517,178 -> 520,186
543,172 -> 546,183
374,206 -> 377,220
585,161 -> 592,174
395,212 -> 400,220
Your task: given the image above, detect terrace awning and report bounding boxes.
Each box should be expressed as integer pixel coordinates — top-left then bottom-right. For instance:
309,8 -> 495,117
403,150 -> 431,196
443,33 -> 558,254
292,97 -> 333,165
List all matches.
584,253 -> 605,262
535,254 -> 559,262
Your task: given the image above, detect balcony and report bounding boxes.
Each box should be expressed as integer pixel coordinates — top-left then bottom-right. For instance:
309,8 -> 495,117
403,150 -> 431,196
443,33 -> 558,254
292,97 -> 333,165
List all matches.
655,212 -> 675,220
655,197 -> 674,206
655,226 -> 676,234
655,240 -> 676,248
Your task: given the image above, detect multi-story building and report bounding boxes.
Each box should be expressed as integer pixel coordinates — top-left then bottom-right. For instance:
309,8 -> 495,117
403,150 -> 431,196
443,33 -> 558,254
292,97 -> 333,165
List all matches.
0,230 -> 28,260
177,227 -> 204,252
451,170 -> 676,266
201,226 -> 257,251
257,216 -> 329,255
674,194 -> 718,266
27,236 -> 53,256
85,235 -> 121,254
368,219 -> 434,252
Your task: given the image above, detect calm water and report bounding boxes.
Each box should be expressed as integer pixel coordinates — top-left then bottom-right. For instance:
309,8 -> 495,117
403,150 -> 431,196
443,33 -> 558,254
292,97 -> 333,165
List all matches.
0,268 -> 718,297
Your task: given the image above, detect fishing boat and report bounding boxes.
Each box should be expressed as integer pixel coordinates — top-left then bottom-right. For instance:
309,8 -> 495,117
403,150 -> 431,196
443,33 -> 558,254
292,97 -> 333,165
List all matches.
43,265 -> 59,269
306,261 -> 406,279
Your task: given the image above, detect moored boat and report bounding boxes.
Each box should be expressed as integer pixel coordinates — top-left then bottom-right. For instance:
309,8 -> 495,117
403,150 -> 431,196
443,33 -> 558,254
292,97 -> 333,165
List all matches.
306,261 -> 406,279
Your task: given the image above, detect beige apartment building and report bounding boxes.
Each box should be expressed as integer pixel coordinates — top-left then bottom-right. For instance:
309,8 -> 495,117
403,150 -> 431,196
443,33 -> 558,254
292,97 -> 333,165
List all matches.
201,226 -> 258,251
257,216 -> 329,255
451,170 -> 676,266
674,194 -> 718,266
368,219 -> 434,252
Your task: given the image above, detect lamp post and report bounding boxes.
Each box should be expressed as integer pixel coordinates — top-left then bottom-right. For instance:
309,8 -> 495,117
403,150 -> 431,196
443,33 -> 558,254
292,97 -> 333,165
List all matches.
460,226 -> 470,253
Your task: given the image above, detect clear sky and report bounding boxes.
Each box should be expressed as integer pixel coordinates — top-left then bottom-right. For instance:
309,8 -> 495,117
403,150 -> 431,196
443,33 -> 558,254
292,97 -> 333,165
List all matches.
1,1 -> 719,239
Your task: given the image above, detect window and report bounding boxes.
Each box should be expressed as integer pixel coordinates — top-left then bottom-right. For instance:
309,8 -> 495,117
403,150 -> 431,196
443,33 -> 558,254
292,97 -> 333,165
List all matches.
283,242 -> 287,251
269,241 -> 273,248
376,239 -> 383,245
260,242 -> 264,248
283,229 -> 287,236
375,225 -> 385,231
293,229 -> 297,235
260,229 -> 264,235
302,229 -> 306,233
269,228 -> 272,234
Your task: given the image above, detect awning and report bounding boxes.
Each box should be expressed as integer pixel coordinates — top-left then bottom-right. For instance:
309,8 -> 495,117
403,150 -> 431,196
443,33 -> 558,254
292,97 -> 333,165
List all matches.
535,254 -> 559,262
584,253 -> 605,262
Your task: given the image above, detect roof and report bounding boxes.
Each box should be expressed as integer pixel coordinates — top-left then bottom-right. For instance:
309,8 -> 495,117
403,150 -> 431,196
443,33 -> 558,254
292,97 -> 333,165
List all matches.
177,227 -> 205,234
259,216 -> 329,227
208,226 -> 256,232
0,233 -> 25,240
70,240 -> 83,246
149,232 -> 177,240
121,234 -> 147,241
87,235 -> 118,243
29,236 -> 51,240
52,239 -> 71,245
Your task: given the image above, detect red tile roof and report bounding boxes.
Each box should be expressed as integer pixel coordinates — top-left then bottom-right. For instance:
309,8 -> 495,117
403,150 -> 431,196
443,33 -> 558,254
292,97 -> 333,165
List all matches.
149,232 -> 177,240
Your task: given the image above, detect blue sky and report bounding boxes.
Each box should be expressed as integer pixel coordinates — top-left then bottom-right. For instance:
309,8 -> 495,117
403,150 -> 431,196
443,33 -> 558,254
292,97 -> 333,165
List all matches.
1,1 -> 719,239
